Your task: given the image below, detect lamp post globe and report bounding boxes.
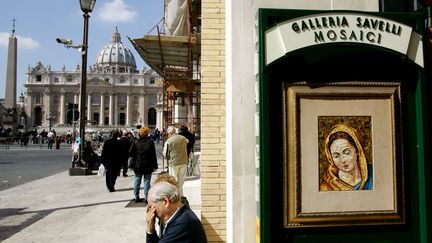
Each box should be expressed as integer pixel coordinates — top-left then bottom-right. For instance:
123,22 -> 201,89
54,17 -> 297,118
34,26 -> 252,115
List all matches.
80,0 -> 96,13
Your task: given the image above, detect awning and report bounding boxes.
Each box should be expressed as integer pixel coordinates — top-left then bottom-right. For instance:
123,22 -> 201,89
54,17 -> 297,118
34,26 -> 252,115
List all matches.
129,34 -> 197,92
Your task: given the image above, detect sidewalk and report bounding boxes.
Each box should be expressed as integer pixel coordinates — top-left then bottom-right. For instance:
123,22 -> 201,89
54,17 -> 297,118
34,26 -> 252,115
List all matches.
0,167 -> 201,242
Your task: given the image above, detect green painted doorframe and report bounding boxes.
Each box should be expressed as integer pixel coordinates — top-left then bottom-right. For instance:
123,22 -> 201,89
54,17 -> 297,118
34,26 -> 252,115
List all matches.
258,8 -> 431,243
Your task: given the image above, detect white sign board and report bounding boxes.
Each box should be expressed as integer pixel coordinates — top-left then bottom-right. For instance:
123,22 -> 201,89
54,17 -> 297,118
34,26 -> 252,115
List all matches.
265,13 -> 423,67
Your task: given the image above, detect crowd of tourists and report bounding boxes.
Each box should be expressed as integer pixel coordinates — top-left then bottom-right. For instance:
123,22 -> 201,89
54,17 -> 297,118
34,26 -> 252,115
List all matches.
0,126 -> 73,147
93,126 -> 194,197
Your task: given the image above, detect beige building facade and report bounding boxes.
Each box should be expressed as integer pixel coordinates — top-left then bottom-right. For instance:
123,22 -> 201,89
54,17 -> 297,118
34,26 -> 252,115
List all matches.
23,30 -> 165,133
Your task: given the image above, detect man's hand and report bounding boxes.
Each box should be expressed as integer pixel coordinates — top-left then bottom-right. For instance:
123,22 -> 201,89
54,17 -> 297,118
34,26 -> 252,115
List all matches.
146,206 -> 156,234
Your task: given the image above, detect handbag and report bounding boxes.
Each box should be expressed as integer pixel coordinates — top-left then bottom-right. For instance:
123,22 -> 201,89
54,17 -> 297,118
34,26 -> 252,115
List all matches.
97,164 -> 106,176
128,140 -> 136,169
128,157 -> 135,169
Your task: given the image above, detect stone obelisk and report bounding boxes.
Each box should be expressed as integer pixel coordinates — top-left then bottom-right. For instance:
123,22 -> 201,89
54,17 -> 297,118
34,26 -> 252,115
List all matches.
4,20 -> 17,109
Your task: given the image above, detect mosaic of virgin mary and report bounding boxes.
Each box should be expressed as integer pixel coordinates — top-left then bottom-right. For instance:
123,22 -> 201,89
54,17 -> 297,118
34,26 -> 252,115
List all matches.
319,123 -> 373,191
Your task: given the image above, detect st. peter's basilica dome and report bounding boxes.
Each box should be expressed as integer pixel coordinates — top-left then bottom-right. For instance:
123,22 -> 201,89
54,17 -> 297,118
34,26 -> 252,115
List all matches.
94,28 -> 137,73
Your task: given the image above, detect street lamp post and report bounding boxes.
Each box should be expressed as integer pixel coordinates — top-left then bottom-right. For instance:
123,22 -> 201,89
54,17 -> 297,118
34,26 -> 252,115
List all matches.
76,0 -> 96,167
57,0 -> 96,175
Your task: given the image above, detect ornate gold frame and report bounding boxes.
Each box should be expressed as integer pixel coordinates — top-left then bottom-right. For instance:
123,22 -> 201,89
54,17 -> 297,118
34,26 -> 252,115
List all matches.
282,81 -> 405,228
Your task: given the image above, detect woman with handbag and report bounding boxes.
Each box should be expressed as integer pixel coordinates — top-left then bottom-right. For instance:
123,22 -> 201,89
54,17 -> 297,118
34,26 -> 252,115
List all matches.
129,127 -> 158,203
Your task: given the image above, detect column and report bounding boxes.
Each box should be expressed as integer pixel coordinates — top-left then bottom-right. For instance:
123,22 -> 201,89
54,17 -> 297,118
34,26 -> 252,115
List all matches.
140,90 -> 146,126
99,93 -> 105,125
114,94 -> 118,126
59,91 -> 65,125
87,93 -> 92,125
126,93 -> 131,126
109,93 -> 114,126
156,106 -> 163,130
43,88 -> 51,128
74,93 -> 79,108
27,90 -> 33,127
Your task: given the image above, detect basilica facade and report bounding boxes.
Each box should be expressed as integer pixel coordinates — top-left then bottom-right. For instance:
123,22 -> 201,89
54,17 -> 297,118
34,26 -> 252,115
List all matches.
23,29 -> 163,133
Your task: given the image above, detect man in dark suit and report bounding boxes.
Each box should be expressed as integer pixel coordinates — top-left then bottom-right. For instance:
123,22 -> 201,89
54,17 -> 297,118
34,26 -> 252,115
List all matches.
101,130 -> 122,192
146,181 -> 207,243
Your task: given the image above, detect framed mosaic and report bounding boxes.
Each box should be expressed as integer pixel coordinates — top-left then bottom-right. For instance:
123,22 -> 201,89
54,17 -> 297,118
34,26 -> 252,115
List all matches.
282,82 -> 405,228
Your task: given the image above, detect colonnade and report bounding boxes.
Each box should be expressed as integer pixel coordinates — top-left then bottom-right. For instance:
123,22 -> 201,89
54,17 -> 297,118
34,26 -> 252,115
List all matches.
28,89 -> 193,132
41,91 -> 148,127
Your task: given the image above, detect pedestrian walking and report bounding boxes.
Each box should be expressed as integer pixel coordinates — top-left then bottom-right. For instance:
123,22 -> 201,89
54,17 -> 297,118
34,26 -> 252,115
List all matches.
155,128 -> 161,143
163,126 -> 188,196
119,131 -> 133,177
178,125 -> 195,158
178,125 -> 195,176
100,130 -> 123,192
47,130 -> 55,149
129,127 -> 158,203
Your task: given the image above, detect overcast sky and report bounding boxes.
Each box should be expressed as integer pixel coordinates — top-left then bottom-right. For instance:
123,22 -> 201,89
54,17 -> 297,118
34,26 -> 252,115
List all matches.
0,0 -> 164,99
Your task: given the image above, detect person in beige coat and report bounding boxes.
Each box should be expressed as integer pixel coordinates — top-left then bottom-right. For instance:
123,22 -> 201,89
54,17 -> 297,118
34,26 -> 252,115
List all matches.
163,126 -> 188,196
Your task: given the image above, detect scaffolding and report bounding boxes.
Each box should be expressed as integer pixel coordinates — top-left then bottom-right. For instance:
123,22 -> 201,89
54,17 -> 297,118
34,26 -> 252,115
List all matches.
129,0 -> 201,136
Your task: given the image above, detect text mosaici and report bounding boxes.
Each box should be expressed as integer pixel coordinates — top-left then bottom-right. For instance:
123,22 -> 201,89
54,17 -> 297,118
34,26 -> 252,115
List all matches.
291,16 -> 403,44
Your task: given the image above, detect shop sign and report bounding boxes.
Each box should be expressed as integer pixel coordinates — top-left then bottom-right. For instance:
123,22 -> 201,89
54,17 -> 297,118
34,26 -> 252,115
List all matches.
265,12 -> 423,67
